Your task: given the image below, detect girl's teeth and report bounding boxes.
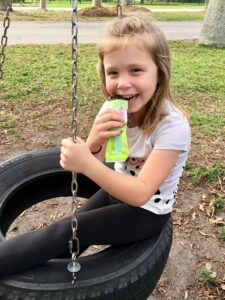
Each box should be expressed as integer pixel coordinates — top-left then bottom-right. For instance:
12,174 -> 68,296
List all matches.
124,95 -> 136,100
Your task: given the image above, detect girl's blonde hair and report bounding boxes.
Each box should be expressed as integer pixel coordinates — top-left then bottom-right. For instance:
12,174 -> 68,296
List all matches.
97,16 -> 175,133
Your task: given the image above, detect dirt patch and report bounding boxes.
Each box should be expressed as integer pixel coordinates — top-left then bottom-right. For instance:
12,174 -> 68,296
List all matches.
78,5 -> 151,17
0,6 -> 151,21
78,6 -> 116,17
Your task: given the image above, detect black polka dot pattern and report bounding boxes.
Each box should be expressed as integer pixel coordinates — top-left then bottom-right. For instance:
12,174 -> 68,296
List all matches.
154,198 -> 161,203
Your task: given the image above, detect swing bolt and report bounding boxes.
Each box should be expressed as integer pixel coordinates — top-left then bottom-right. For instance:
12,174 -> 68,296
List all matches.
67,237 -> 81,283
68,237 -> 81,268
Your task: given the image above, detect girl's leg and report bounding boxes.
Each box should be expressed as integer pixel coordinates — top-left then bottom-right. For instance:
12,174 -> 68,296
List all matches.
0,189 -> 170,277
76,201 -> 170,247
0,216 -> 72,277
77,189 -> 118,213
59,189 -> 118,257
0,189 -> 115,277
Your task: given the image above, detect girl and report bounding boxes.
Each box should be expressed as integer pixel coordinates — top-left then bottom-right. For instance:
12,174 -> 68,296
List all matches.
0,16 -> 191,276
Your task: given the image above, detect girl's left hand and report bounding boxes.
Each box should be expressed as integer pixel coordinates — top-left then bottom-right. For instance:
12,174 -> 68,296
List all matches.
60,137 -> 92,173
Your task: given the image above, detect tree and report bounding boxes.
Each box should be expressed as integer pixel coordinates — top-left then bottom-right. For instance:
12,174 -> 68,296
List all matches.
121,0 -> 132,5
0,0 -> 8,11
40,0 -> 47,11
199,0 -> 225,48
92,0 -> 102,7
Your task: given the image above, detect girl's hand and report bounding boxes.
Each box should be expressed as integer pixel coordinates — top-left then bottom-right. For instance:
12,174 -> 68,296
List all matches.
60,137 -> 93,174
86,107 -> 125,152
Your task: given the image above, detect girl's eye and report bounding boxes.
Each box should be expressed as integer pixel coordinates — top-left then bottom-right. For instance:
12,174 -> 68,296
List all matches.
132,68 -> 142,74
107,71 -> 118,78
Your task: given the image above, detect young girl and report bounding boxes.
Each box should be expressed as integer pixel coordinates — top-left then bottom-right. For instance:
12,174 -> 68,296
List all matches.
0,16 -> 191,276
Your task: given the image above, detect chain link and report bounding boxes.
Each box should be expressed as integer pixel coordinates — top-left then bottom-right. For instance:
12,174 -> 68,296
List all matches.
67,0 -> 81,285
0,2 -> 12,79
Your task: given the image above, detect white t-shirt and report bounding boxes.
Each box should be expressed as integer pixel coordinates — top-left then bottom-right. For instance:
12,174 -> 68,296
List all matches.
114,100 -> 191,214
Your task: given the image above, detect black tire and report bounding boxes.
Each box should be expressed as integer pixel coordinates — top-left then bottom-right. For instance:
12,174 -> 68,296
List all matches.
0,148 -> 172,300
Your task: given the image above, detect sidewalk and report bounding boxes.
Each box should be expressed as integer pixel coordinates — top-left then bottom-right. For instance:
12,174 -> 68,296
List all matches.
7,20 -> 202,44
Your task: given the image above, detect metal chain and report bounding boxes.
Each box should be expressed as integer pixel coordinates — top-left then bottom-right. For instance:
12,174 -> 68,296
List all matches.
67,0 -> 81,285
1,0 -> 80,283
68,0 -> 122,284
0,2 -> 12,79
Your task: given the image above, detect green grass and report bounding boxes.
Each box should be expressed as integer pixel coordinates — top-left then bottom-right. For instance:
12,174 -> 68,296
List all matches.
0,9 -> 205,22
152,11 -> 204,21
200,268 -> 217,285
218,226 -> 225,241
12,0 -> 207,9
0,10 -> 205,21
189,162 -> 225,186
213,197 -> 224,209
0,41 -> 224,135
1,45 -> 73,101
170,41 -> 224,136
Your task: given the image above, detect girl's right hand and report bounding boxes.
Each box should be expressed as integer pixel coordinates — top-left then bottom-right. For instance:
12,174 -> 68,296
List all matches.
86,107 -> 126,153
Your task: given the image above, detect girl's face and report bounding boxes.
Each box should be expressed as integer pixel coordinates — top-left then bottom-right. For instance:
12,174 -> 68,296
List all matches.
103,45 -> 158,121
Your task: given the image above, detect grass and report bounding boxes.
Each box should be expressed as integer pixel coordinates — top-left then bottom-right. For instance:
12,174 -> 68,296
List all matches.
200,268 -> 217,285
170,41 -> 224,136
189,162 -> 225,186
213,197 -> 224,209
152,11 -> 204,21
0,41 -> 224,132
12,0 -> 207,9
0,9 -> 205,22
218,226 -> 225,241
0,40 -> 224,179
0,41 -> 225,151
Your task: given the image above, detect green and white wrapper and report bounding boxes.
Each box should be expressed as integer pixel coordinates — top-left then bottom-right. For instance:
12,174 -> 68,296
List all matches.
105,98 -> 128,162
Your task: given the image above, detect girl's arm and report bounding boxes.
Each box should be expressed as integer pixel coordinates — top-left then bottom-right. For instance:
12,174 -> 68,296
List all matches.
60,138 -> 180,207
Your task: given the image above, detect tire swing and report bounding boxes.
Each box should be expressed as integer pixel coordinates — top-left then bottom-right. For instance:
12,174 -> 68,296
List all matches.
0,2 -> 173,300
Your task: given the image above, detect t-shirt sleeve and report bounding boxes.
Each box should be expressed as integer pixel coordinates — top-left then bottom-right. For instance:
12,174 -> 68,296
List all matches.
152,115 -> 191,152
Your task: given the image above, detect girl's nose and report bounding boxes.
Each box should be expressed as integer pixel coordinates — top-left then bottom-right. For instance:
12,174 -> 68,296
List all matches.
117,76 -> 132,89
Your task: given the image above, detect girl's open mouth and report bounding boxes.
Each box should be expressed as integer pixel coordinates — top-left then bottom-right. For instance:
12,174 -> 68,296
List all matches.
117,94 -> 139,101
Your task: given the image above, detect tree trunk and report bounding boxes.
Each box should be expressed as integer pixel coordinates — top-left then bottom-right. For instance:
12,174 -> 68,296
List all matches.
0,0 -> 8,11
121,0 -> 132,6
92,0 -> 102,7
199,0 -> 225,48
40,0 -> 47,11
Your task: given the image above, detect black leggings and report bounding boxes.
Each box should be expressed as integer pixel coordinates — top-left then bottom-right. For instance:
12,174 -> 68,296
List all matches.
0,189 -> 170,277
